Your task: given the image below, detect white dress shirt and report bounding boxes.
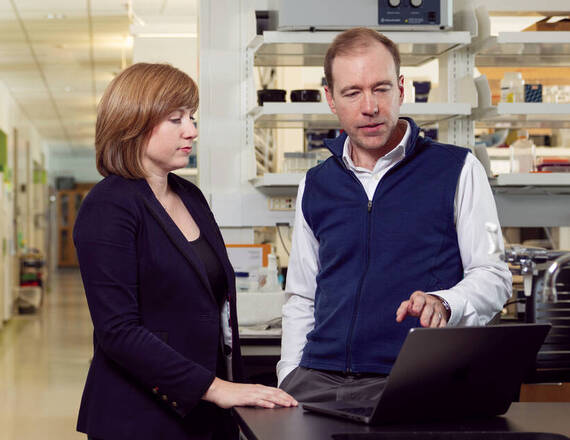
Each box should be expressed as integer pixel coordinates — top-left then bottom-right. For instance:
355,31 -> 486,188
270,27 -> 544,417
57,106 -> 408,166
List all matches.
277,121 -> 513,385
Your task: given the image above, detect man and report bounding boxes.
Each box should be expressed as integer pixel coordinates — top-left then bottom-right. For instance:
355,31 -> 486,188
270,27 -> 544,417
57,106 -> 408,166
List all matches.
277,28 -> 512,402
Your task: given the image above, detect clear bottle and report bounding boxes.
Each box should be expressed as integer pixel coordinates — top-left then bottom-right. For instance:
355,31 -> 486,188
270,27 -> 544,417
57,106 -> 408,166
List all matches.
501,72 -> 525,103
513,73 -> 525,103
510,130 -> 536,173
500,75 -> 514,103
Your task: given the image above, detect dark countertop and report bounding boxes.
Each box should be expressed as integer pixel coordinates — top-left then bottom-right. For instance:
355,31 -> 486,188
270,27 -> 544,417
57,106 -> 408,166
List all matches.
235,403 -> 570,440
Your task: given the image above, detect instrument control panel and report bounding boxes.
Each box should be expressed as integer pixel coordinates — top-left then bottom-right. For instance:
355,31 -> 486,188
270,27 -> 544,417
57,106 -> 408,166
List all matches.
277,0 -> 452,32
379,0 -> 447,29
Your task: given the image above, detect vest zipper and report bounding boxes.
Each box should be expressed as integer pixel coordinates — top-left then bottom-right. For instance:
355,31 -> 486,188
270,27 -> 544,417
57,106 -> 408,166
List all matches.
345,198 -> 373,373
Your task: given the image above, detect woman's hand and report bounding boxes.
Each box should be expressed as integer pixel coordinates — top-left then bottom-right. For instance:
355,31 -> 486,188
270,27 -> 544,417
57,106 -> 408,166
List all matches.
202,377 -> 298,409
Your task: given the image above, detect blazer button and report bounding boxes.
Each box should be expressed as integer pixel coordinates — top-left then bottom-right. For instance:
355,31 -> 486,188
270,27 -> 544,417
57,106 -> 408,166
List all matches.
162,394 -> 168,401
172,401 -> 178,408
152,387 -> 159,394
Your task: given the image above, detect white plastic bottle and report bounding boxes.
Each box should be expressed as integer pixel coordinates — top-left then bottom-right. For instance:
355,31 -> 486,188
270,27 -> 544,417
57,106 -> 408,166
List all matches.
510,130 -> 536,173
261,254 -> 280,292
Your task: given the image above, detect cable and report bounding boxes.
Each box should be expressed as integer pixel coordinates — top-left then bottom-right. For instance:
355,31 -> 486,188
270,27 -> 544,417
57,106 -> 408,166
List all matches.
543,226 -> 555,250
276,223 -> 290,256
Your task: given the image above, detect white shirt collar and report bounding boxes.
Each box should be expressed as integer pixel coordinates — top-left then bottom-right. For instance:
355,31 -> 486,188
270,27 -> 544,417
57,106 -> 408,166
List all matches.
342,120 -> 411,174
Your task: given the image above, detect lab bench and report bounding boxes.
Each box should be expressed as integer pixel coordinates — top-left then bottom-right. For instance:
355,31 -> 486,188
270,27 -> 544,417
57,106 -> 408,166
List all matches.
235,403 -> 570,440
490,179 -> 570,228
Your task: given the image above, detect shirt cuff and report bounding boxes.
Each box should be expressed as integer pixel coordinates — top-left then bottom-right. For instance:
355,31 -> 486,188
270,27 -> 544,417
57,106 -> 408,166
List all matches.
427,290 -> 466,327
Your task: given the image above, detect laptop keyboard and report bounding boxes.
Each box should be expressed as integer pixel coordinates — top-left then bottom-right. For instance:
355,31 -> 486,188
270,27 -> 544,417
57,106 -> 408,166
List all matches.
337,406 -> 374,417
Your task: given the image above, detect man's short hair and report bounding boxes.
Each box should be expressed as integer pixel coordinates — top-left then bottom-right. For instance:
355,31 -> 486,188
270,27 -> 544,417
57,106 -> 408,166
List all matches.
95,63 -> 199,179
324,27 -> 401,92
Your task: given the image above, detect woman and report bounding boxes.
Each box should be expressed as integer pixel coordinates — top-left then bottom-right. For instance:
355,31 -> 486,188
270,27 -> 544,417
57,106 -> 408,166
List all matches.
73,63 -> 296,440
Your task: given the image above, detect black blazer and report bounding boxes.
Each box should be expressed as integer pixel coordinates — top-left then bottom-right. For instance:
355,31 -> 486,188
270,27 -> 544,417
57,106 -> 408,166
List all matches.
73,173 -> 243,440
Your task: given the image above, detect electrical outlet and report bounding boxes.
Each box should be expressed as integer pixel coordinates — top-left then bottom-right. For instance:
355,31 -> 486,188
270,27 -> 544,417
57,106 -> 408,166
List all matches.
268,196 -> 296,211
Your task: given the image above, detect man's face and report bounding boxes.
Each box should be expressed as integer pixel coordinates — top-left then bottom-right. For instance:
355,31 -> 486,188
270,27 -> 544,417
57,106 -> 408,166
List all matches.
325,42 -> 404,154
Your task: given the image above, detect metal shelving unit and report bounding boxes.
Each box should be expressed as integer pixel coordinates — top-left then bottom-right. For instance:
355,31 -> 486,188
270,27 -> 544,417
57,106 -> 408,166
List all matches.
249,31 -> 472,67
251,172 -> 305,188
246,30 -> 475,183
244,24 -> 570,230
475,103 -> 570,129
250,172 -> 305,197
475,32 -> 570,67
487,146 -> 570,159
249,102 -> 472,129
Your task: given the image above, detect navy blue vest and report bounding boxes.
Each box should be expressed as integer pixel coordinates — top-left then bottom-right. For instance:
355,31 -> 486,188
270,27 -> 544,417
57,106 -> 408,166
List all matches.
300,118 -> 469,374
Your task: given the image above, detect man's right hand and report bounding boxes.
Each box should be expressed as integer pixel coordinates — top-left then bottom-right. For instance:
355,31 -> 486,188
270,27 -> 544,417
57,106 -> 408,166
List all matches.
202,377 -> 298,409
396,290 -> 449,328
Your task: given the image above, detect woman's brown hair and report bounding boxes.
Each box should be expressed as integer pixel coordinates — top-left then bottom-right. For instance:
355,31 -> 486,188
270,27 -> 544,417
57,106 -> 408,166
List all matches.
95,63 -> 199,179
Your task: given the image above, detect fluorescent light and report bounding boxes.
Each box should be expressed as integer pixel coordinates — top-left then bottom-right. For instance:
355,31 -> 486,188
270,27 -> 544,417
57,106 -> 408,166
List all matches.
133,33 -> 197,38
46,12 -> 66,20
130,19 -> 197,39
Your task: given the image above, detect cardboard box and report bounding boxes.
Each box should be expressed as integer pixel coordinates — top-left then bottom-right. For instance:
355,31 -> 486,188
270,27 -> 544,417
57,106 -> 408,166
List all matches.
524,17 -> 570,32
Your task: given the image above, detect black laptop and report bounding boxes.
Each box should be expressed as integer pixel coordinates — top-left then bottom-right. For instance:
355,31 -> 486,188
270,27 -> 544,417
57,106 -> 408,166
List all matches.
302,324 -> 551,425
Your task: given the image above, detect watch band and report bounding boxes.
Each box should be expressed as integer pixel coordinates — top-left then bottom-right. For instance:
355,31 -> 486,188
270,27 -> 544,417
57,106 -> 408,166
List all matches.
429,294 -> 451,320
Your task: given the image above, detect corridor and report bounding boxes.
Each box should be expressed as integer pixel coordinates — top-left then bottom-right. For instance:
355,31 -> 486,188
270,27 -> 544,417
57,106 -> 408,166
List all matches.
0,269 -> 91,439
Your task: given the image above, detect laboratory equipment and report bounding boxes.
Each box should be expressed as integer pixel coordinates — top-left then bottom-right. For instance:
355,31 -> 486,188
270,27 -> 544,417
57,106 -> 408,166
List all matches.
486,223 -> 570,382
275,0 -> 453,31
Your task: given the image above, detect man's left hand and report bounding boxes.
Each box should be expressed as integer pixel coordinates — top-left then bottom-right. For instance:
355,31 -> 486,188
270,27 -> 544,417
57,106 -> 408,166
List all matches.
396,291 -> 449,328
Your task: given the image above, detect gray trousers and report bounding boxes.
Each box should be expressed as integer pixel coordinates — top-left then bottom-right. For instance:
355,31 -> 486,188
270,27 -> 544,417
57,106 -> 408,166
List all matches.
279,366 -> 388,403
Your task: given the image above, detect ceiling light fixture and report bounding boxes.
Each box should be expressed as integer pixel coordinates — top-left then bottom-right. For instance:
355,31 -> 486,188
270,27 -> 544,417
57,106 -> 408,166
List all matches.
46,12 -> 66,20
134,32 -> 197,38
130,20 -> 197,39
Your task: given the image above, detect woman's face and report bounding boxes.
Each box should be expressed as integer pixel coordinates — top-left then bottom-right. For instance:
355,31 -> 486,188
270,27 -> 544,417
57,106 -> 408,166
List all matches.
142,107 -> 197,176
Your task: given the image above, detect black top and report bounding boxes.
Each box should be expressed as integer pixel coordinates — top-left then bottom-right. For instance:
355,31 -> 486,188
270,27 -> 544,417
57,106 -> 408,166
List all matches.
189,234 -> 227,309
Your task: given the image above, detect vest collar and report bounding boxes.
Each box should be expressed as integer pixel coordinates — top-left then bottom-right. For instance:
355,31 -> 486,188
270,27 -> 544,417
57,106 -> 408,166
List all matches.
324,117 -> 422,159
